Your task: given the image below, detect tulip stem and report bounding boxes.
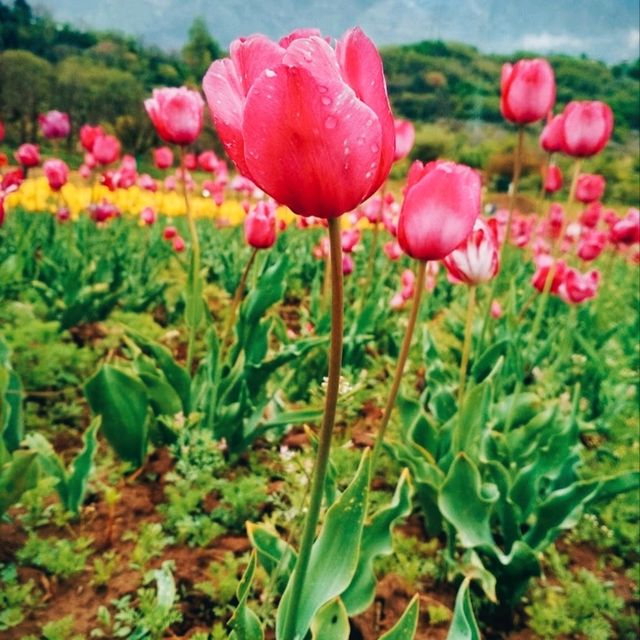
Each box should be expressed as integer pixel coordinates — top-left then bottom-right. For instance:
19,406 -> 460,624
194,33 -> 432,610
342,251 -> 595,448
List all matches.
180,146 -> 201,373
477,126 -> 524,355
282,217 -> 343,640
222,247 -> 258,354
567,159 -> 582,210
371,259 -> 426,473
365,183 -> 386,297
458,285 -> 476,406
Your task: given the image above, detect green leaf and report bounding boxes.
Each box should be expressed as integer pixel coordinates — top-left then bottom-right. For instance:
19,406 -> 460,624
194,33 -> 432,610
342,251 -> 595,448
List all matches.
276,450 -> 372,640
438,454 -> 497,548
472,339 -> 510,383
229,552 -> 264,640
342,469 -> 413,615
66,418 -> 101,514
451,380 -> 492,458
84,364 -> 149,468
0,451 -> 40,515
446,579 -> 480,640
185,249 -> 205,330
379,594 -> 419,639
247,523 -> 297,594
310,599 -> 349,640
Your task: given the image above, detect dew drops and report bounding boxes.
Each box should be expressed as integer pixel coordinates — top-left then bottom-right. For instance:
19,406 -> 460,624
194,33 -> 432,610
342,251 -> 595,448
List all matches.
370,143 -> 379,153
324,116 -> 338,130
365,171 -> 373,179
318,85 -> 328,93
321,96 -> 332,106
264,68 -> 276,78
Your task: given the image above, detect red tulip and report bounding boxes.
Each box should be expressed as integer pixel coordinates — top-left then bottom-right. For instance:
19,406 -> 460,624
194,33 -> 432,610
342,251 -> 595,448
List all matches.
577,229 -> 606,261
500,59 -> 556,125
84,152 -> 97,169
92,134 -> 121,166
56,207 -> 70,223
575,174 -> 605,204
173,235 -> 186,252
393,118 -> 415,161
15,144 -> 40,168
153,146 -> 174,169
561,101 -> 613,158
341,228 -> 360,253
43,159 -> 69,191
383,240 -> 402,260
184,152 -> 198,171
580,202 -> 602,229
39,111 -> 71,139
544,164 -> 563,193
397,160 -> 481,261
244,201 -> 277,249
79,164 -> 91,179
443,218 -> 500,285
140,206 -> 156,226
540,113 -> 565,153
89,200 -> 120,223
145,87 -> 204,146
532,254 -> 567,294
203,27 -> 395,218
163,225 -> 178,240
559,268 -> 600,304
342,254 -> 355,275
544,202 -> 565,240
610,209 -> 640,245
138,174 -> 158,192
198,150 -> 218,172
80,124 -> 104,152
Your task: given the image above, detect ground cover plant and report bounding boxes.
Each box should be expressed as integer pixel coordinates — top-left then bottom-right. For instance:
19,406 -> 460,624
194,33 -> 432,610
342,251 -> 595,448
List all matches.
0,9 -> 639,640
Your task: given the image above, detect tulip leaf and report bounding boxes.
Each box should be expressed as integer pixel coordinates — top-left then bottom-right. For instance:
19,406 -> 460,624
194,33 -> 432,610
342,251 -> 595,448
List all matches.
446,578 -> 480,640
229,552 -> 264,640
246,523 -> 297,594
310,598 -> 349,640
342,469 -> 413,615
0,450 -> 40,516
276,450 -> 372,640
65,417 -> 100,513
379,594 -> 419,639
85,364 -> 149,468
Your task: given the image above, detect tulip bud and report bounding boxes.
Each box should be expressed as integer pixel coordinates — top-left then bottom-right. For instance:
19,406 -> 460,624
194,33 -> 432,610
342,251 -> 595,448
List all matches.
561,101 -> 613,158
244,201 -> 276,249
577,229 -> 606,261
575,174 -> 605,204
15,144 -> 40,168
43,159 -> 69,191
92,134 -> 121,166
154,147 -> 174,169
39,111 -> 71,139
544,164 -> 563,193
539,113 -> 564,153
393,118 -> 415,161
163,225 -> 178,240
173,235 -> 186,252
145,88 -> 204,146
140,207 -> 156,226
500,59 -> 556,125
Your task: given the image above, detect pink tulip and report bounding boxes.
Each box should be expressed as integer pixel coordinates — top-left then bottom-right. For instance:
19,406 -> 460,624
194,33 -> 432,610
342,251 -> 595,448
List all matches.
184,152 -> 198,171
341,229 -> 360,253
43,159 -> 69,191
539,113 -> 565,153
383,240 -> 402,260
154,146 -> 174,169
390,292 -> 405,310
579,202 -> 602,228
163,225 -> 178,240
140,206 -> 156,226
89,200 -> 120,223
198,150 -> 219,172
490,300 -> 502,319
443,218 -> 500,285
397,160 -> 481,261
342,254 -> 354,275
92,134 -> 121,166
561,101 -> 613,158
545,203 -> 565,239
559,268 -> 600,304
203,27 -> 395,218
78,164 -> 91,179
15,144 -> 40,168
577,229 -> 607,261
544,164 -> 563,193
84,152 -> 97,169
173,235 -> 186,252
56,207 -> 70,223
400,268 -> 416,300
39,111 -> 71,139
610,209 -> 640,245
245,201 -> 277,249
532,254 -> 566,294
575,174 -> 605,204
500,59 -> 556,125
393,118 -> 415,161
145,87 -> 204,146
138,174 -> 158,192
79,124 -> 104,152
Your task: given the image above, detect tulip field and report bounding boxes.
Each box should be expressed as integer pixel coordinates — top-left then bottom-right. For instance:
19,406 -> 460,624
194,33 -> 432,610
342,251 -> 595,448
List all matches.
0,21 -> 639,640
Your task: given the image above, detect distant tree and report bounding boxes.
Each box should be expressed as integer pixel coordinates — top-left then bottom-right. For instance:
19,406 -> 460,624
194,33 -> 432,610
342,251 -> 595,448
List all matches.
181,17 -> 222,82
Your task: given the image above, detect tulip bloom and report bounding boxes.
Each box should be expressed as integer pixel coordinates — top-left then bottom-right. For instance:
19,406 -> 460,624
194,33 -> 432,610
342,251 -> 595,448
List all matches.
140,206 -> 157,226
341,229 -> 360,253
561,101 -> 613,158
15,144 -> 40,168
244,201 -> 277,249
145,87 -> 204,145
56,207 -> 70,223
92,134 -> 121,166
579,202 -> 602,229
532,254 -> 567,294
138,174 -> 158,192
544,164 -> 563,193
43,159 -> 69,191
490,300 -> 503,319
153,146 -> 174,169
559,268 -> 600,304
198,150 -> 219,172
89,200 -> 120,223
383,240 -> 402,260
203,27 -> 395,218
342,254 -> 355,275
393,118 -> 415,161
443,218 -> 500,285
80,124 -> 104,152
578,229 -> 607,261
163,225 -> 178,240
39,111 -> 71,139
610,209 -> 640,245
184,152 -> 198,171
397,160 -> 481,261
173,235 -> 186,252
500,59 -> 556,125
539,113 -> 565,153
575,174 -> 605,204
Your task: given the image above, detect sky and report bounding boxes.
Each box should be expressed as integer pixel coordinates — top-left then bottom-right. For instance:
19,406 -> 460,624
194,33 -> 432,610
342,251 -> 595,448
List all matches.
33,0 -> 640,63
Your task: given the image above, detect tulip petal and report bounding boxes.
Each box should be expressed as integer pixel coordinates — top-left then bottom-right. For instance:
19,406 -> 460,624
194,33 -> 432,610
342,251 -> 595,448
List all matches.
203,58 -> 253,179
230,35 -> 285,95
242,64 -> 382,218
282,36 -> 343,86
336,28 -> 395,197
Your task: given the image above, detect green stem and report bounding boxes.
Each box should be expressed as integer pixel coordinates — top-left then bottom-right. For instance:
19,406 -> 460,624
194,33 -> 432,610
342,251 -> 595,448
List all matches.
180,146 -> 201,373
222,247 -> 258,353
365,183 -> 386,293
281,216 -> 344,640
371,259 -> 426,472
458,285 -> 476,406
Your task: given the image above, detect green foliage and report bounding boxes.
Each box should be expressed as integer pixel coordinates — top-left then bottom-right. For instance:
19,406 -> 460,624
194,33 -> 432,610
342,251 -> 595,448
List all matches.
0,563 -> 38,631
17,533 -> 92,578
124,523 -> 173,570
40,615 -> 84,640
0,448 -> 40,516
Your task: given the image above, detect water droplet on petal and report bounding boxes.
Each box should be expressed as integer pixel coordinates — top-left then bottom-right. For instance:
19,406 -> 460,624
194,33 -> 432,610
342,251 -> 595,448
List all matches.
318,85 -> 328,93
365,171 -> 373,179
265,68 -> 276,78
370,143 -> 379,153
321,96 -> 332,106
324,116 -> 337,130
